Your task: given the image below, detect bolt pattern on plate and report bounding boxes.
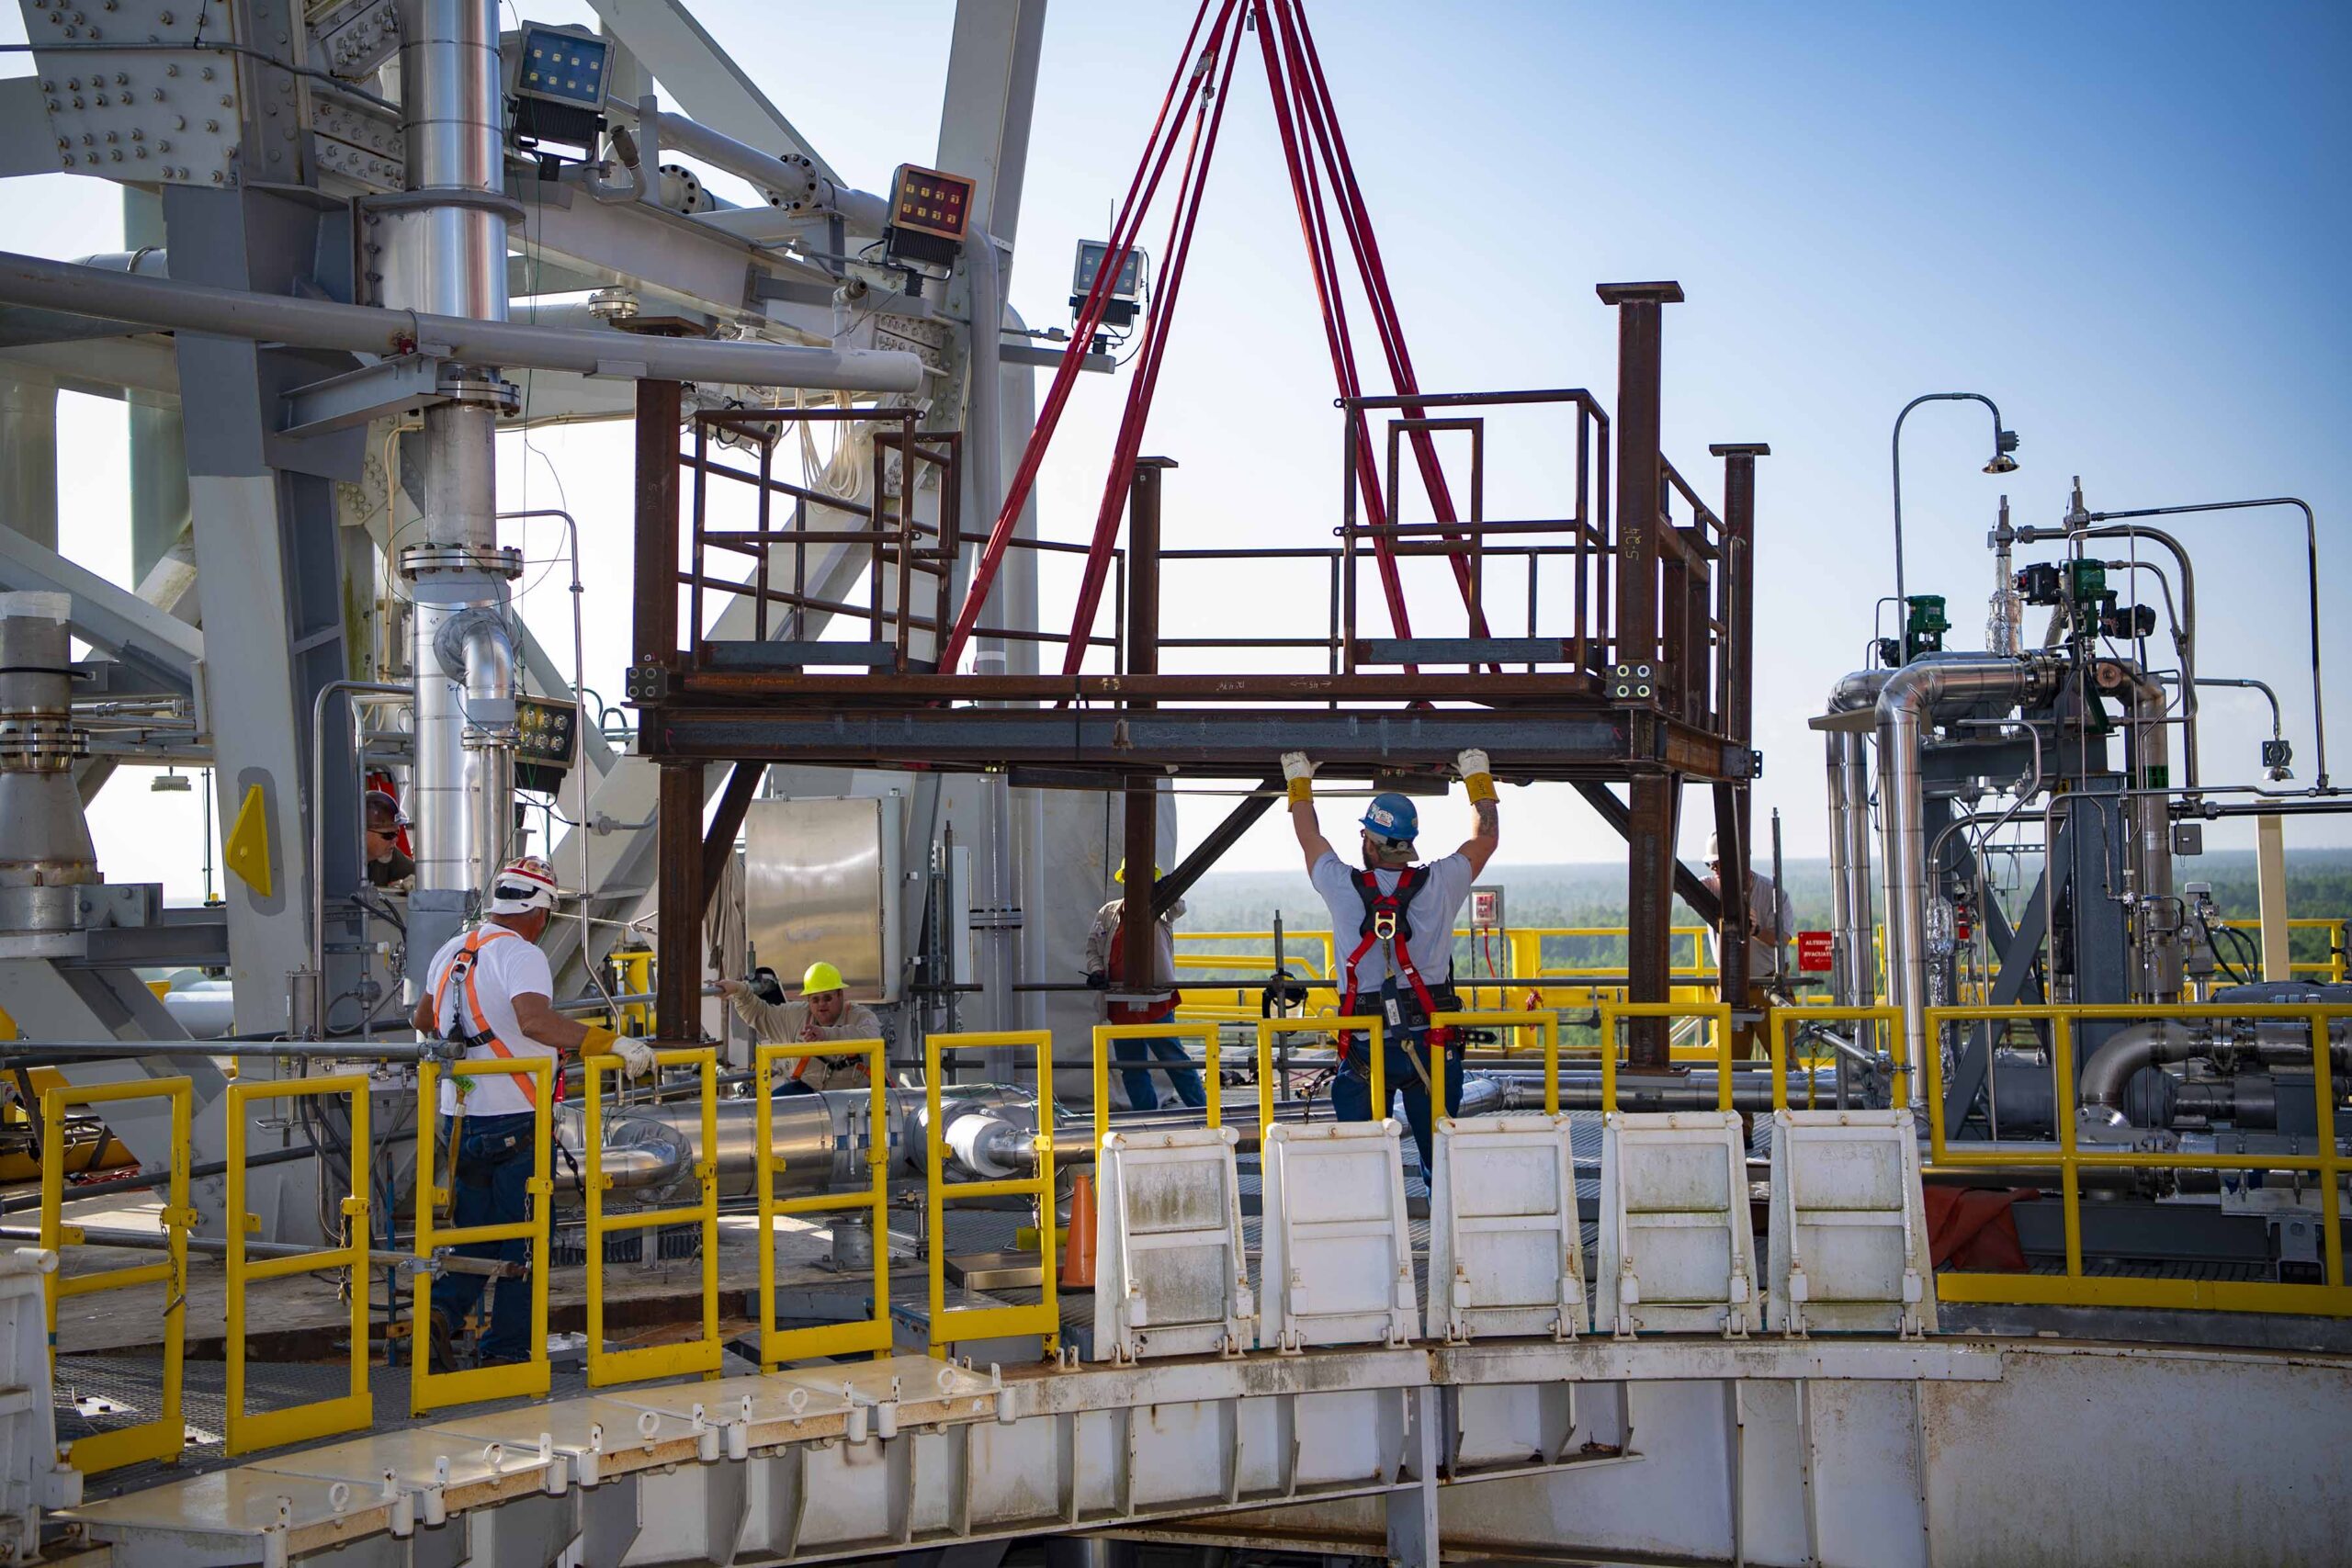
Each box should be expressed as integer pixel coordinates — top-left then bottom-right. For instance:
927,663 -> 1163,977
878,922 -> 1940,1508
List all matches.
27,0 -> 249,187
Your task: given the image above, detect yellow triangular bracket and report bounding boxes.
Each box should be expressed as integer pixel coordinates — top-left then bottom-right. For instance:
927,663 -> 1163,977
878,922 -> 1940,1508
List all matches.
223,784 -> 272,897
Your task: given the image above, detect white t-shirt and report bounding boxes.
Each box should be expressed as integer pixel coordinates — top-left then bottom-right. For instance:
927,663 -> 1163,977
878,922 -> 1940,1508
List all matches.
1310,851 -> 1474,1001
424,924 -> 557,1116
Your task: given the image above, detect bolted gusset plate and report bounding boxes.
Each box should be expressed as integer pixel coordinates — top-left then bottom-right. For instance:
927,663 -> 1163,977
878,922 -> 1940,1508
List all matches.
26,0 -> 258,188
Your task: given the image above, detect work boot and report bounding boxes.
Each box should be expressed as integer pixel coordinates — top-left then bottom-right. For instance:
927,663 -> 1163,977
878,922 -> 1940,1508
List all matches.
427,1310 -> 461,1374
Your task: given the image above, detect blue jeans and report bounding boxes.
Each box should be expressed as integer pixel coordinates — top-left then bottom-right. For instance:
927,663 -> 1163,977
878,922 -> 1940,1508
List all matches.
429,1111 -> 542,1362
1115,1032 -> 1207,1112
1329,1033 -> 1464,1182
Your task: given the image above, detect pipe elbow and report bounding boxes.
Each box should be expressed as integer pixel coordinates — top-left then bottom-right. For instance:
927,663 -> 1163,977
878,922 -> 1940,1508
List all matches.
458,618 -> 516,725
2078,1020 -> 2199,1114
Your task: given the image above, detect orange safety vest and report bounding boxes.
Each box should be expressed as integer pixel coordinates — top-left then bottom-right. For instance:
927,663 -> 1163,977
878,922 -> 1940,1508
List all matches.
1105,913 -> 1182,1025
431,926 -> 542,1106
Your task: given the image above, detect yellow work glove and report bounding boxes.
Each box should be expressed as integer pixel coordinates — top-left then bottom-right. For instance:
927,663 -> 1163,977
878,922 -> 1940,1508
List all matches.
1282,750 -> 1317,806
1458,747 -> 1498,804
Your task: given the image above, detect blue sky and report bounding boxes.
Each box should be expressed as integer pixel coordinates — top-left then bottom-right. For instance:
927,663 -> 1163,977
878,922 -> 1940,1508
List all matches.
5,1 -> 2346,891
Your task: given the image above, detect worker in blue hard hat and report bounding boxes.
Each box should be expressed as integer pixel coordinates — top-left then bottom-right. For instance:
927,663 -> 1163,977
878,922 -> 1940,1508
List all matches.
1082,860 -> 1207,1111
1283,750 -> 1501,1184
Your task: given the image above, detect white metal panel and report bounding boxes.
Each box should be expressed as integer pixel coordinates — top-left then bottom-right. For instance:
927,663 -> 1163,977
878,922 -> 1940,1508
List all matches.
1596,1111 -> 1760,1337
1767,1108 -> 1936,1337
1094,1127 -> 1254,1362
1426,1113 -> 1585,1342
1259,1122 -> 1417,1351
0,1249 -> 74,1559
743,795 -> 901,1003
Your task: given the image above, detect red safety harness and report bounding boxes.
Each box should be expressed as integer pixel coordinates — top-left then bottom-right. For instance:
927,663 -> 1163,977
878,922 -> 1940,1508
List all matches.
1337,866 -> 1453,1067
431,926 -> 543,1107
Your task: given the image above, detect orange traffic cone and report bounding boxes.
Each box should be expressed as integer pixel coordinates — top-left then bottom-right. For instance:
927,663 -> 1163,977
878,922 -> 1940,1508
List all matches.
1060,1171 -> 1097,1290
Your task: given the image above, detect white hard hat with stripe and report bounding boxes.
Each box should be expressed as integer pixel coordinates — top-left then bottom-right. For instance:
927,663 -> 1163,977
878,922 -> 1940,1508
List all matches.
486,855 -> 560,915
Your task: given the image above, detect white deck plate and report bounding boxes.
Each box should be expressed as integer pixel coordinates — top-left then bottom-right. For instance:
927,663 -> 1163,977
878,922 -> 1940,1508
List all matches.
1094,1125 -> 1254,1361
1259,1121 -> 1419,1351
1596,1111 -> 1762,1337
1427,1113 -> 1585,1342
1768,1108 -> 1938,1337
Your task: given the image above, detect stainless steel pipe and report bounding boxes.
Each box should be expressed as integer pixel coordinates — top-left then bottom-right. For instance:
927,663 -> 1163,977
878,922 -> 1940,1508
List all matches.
1875,654 -> 2060,1097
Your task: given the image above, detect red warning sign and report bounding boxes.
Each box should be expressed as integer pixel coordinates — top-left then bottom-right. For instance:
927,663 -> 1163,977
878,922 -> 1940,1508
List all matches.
1795,931 -> 1835,974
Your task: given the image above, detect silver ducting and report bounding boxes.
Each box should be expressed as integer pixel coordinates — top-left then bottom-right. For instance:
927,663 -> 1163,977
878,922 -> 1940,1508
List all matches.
554,1085 -> 1038,1207
1875,654 -> 2061,1098
2080,1013 -> 2351,1123
392,0 -> 510,322
0,592 -> 98,933
403,541 -> 520,900
1821,670 -> 1887,1030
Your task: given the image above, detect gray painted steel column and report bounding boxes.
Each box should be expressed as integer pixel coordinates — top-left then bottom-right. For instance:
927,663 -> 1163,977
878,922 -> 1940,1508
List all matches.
0,362 -> 58,551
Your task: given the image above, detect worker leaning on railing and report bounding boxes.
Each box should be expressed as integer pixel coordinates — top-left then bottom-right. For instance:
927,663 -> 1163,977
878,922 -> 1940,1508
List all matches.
408,855 -> 655,1371
718,960 -> 888,1092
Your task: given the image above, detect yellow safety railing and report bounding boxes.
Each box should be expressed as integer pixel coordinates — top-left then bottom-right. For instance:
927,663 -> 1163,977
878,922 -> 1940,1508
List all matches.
608,945 -> 656,1034
224,1076 -> 372,1455
1597,998 -> 1736,1111
755,1037 -> 891,1367
1091,1022 -> 1221,1151
2213,918 -> 2349,983
1766,1006 -> 1905,1111
411,1056 -> 553,1415
1431,1011 -> 1561,1114
583,1048 -> 719,1386
40,1077 -> 191,1473
923,1031 -> 1057,1357
1174,930 -> 1338,980
1922,1003 -> 2347,1316
1254,1015 -> 1384,1134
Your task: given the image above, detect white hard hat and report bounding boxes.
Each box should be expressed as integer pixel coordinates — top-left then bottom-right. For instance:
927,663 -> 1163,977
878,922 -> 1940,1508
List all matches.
486,856 -> 560,915
1704,830 -> 1720,863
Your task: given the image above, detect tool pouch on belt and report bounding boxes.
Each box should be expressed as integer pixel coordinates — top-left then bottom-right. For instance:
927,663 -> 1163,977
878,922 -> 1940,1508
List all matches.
1379,977 -> 1463,1036
454,1124 -> 531,1182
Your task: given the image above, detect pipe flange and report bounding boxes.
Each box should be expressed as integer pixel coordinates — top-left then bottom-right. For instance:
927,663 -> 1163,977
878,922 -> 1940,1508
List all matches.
397,543 -> 524,582
0,717 -> 87,772
435,368 -> 522,414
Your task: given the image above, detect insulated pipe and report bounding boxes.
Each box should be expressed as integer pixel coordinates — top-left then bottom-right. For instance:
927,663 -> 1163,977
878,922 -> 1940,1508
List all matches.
1876,654 -> 2059,1097
396,0 -> 509,321
2076,1019 -> 2199,1120
1824,671 -> 1888,1029
2081,1015 -> 2352,1122
0,250 -> 925,392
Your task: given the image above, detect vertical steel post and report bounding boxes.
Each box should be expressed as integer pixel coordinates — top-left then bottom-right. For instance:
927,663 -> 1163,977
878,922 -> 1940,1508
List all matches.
655,761 -> 703,1043
634,379 -> 684,672
1597,283 -> 1680,671
1710,444 -> 1768,1047
1600,283 -> 1683,1069
1121,458 -> 1174,992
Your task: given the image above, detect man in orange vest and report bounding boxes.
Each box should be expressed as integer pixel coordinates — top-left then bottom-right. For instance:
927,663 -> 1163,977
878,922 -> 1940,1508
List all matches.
409,856 -> 654,1368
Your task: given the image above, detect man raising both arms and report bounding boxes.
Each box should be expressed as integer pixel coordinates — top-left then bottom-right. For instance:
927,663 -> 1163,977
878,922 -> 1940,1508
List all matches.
1285,749 -> 1500,1186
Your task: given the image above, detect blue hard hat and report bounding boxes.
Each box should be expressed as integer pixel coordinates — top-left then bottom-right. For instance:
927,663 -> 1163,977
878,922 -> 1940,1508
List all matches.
1360,792 -> 1419,842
